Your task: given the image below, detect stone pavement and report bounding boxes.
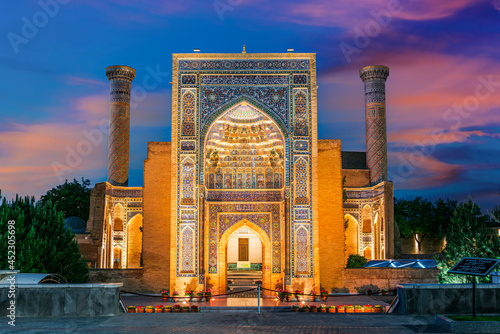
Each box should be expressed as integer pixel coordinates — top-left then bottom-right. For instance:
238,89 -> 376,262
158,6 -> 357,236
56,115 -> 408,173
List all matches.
0,313 -> 452,333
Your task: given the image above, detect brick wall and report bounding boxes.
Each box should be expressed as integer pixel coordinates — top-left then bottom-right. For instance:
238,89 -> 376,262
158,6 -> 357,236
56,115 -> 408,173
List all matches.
318,140 -> 345,289
142,142 -> 172,293
342,268 -> 439,293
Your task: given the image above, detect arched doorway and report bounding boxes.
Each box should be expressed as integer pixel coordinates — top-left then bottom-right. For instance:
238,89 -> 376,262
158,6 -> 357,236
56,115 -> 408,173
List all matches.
127,214 -> 143,268
226,227 -> 263,297
218,220 -> 272,297
113,246 -> 122,268
344,214 -> 359,264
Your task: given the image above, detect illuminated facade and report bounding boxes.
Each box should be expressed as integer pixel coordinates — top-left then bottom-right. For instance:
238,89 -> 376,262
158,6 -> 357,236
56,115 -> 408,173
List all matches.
85,53 -> 395,294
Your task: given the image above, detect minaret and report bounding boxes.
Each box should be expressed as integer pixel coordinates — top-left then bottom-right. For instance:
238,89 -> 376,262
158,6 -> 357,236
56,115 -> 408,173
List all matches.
359,65 -> 389,185
105,65 -> 136,187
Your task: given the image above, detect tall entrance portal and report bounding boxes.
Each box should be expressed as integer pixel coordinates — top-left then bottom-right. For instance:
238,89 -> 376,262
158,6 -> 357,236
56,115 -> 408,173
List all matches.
171,53 -> 319,297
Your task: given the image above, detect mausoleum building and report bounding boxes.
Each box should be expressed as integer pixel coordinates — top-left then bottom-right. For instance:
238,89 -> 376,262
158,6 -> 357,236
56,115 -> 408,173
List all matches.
85,52 -> 395,294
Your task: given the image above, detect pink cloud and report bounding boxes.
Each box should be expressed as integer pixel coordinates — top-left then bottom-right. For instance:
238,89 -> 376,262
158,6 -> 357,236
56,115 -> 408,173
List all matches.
272,0 -> 483,28
389,128 -> 500,147
319,50 -> 500,135
0,122 -> 107,199
388,151 -> 463,189
0,88 -> 171,199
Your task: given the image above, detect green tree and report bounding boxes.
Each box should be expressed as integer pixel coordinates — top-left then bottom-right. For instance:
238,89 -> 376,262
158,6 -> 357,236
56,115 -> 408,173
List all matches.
0,195 -> 89,283
437,200 -> 500,283
346,254 -> 368,268
395,197 -> 456,254
39,178 -> 91,221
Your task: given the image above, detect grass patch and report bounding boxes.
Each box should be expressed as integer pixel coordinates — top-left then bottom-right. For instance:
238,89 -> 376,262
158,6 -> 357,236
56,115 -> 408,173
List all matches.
449,316 -> 500,322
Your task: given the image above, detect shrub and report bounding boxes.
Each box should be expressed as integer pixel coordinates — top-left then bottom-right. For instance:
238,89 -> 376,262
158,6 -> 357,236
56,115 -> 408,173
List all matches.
346,254 -> 368,268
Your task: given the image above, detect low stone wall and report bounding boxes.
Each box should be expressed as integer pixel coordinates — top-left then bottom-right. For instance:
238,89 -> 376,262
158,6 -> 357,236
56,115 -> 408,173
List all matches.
396,283 -> 500,315
342,268 -> 439,293
0,283 -> 122,317
88,269 -> 145,293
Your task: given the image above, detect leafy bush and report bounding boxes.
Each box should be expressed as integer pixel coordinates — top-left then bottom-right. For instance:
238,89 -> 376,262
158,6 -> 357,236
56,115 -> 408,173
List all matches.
346,254 -> 368,268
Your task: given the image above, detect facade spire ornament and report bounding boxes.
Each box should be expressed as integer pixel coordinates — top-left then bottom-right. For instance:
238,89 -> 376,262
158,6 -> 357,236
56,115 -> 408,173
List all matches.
242,45 -> 246,54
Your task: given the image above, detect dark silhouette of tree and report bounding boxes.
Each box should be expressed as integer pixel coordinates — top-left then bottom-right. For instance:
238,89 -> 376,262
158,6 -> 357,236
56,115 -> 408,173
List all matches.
39,178 -> 91,222
0,195 -> 89,283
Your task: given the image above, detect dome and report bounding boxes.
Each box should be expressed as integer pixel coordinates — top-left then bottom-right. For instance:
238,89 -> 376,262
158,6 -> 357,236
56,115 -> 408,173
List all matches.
64,216 -> 87,234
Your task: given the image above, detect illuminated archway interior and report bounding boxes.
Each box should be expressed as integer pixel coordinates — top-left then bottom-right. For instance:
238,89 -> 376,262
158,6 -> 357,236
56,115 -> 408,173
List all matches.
227,227 -> 263,271
205,102 -> 284,189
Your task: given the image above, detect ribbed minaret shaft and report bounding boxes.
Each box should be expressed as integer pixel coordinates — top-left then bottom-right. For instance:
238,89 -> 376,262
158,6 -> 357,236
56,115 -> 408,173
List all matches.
359,65 -> 389,185
105,65 -> 136,187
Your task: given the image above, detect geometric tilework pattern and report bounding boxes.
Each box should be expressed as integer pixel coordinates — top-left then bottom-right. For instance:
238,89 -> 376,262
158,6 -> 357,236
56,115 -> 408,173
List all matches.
293,139 -> 309,152
206,190 -> 282,202
200,75 -> 289,85
201,86 -> 289,128
293,74 -> 308,85
295,226 -> 309,274
294,90 -> 308,136
180,226 -> 194,273
294,208 -> 309,220
180,140 -> 196,151
180,158 -> 195,205
181,92 -> 196,136
181,74 -> 197,85
179,59 -> 310,71
293,157 -> 309,205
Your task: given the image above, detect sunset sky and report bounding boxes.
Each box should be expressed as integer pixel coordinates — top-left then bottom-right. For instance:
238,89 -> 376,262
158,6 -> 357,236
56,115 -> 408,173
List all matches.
1,0 -> 499,211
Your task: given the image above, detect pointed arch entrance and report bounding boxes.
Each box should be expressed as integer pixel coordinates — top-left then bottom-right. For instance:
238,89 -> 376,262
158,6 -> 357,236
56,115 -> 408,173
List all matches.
218,219 -> 272,296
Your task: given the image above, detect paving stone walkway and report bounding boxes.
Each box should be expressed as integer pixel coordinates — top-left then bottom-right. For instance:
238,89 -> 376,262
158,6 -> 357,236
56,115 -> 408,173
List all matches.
0,313 -> 453,333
